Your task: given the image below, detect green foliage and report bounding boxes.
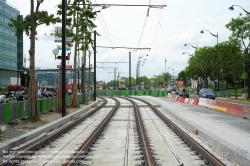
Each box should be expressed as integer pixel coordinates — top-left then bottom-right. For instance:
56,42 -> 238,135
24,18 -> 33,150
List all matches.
73,104 -> 80,108
5,98 -> 17,103
177,70 -> 187,85
226,13 -> 250,98
0,87 -> 5,95
31,115 -> 40,122
8,6 -> 60,37
84,101 -> 89,105
57,0 -> 97,52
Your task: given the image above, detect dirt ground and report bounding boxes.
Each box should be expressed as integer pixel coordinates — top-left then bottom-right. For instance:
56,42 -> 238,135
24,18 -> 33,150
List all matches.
0,103 -> 92,143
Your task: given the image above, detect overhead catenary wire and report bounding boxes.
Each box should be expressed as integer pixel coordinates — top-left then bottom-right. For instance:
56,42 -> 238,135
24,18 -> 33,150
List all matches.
150,0 -> 167,47
137,0 -> 152,48
91,0 -> 114,48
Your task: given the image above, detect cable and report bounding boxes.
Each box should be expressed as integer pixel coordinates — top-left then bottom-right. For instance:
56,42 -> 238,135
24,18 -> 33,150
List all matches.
150,0 -> 167,47
92,0 -> 114,47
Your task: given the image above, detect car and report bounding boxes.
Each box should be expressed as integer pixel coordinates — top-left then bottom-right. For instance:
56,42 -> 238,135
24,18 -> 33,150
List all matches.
178,88 -> 189,98
166,87 -> 173,93
0,95 -> 6,103
199,88 -> 215,99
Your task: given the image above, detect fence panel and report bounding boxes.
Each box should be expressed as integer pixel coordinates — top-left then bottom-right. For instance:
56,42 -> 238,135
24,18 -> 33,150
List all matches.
0,104 -> 5,123
3,104 -> 11,123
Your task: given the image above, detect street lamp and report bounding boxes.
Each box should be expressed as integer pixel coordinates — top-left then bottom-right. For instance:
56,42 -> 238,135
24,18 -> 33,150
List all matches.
183,52 -> 193,57
229,5 -> 250,14
184,43 -> 198,49
200,29 -> 219,92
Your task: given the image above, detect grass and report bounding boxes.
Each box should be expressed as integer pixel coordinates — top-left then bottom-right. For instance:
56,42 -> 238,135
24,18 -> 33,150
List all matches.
31,115 -> 40,123
73,104 -> 80,108
223,96 -> 250,103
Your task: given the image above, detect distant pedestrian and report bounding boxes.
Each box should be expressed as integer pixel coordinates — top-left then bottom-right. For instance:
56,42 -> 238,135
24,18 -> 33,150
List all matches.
183,87 -> 186,97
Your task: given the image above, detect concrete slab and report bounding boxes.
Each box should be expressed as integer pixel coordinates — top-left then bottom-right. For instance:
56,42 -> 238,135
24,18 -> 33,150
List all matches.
136,96 -> 250,165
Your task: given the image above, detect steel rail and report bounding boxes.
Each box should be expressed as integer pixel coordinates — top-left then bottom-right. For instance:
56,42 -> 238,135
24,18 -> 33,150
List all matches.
0,97 -> 108,166
63,97 -> 120,166
120,97 -> 155,166
132,97 -> 226,166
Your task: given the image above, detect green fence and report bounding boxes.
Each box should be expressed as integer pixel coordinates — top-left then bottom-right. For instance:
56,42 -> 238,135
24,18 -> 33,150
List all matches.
0,91 -> 166,124
0,94 -> 86,124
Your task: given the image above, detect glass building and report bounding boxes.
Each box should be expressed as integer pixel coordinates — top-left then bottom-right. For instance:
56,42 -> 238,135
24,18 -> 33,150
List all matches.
0,0 -> 23,87
36,68 -> 94,88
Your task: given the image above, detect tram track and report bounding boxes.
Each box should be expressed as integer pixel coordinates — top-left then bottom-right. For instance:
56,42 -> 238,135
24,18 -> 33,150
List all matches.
0,96 -> 229,166
131,96 -> 226,166
0,97 -> 116,166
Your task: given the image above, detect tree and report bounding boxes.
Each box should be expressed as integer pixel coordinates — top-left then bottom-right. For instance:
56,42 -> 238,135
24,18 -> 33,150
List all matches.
177,70 -> 187,86
9,0 -> 60,120
57,0 -> 97,106
185,46 -> 217,89
226,13 -> 250,98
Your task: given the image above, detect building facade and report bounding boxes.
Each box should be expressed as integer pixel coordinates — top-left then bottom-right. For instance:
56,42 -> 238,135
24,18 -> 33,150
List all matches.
0,0 -> 23,87
36,68 -> 94,88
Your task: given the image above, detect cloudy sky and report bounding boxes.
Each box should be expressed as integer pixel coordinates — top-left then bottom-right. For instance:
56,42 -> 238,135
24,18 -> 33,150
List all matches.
7,0 -> 250,83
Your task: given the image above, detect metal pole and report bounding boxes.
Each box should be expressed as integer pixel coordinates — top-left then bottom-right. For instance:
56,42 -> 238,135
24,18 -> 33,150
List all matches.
165,59 -> 166,90
217,32 -> 219,92
129,52 -> 131,90
136,68 -> 138,86
117,73 -> 119,90
94,30 -> 96,101
61,0 -> 66,117
114,68 -> 116,90
89,51 -> 91,89
78,68 -> 79,90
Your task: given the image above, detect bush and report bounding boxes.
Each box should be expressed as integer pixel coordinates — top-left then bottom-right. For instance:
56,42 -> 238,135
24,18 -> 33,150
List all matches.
6,84 -> 24,92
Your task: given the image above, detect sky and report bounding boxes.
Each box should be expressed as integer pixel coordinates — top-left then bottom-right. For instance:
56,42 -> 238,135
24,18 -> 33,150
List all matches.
6,0 -> 250,83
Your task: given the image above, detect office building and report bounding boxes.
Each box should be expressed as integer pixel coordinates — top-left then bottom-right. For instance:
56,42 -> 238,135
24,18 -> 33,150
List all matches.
36,68 -> 94,88
0,0 -> 23,87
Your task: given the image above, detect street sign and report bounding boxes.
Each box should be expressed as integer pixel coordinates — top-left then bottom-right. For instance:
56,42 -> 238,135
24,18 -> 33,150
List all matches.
54,26 -> 73,43
57,45 -> 71,51
57,65 -> 72,69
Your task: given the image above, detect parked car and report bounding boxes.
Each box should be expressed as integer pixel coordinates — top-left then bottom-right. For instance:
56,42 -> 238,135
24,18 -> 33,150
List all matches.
166,86 -> 173,93
15,91 -> 23,101
178,88 -> 189,98
199,88 -> 215,99
0,95 -> 6,103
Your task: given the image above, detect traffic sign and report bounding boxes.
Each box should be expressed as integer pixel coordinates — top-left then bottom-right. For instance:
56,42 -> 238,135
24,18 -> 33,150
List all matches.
57,65 -> 72,69
57,45 -> 71,51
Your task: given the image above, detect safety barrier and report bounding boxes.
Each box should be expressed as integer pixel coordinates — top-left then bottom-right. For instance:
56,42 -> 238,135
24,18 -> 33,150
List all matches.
206,99 -> 216,109
226,103 -> 244,117
192,99 -> 199,105
198,98 -> 206,107
168,94 -> 250,119
178,97 -> 185,102
243,105 -> 250,119
214,100 -> 228,112
188,99 -> 193,104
